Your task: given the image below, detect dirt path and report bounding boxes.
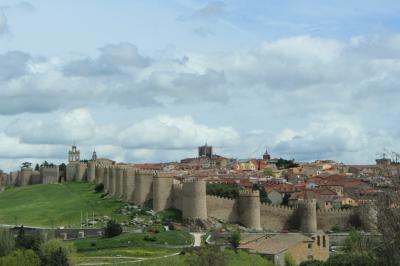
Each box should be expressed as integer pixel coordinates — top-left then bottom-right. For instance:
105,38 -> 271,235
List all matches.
191,232 -> 204,247
77,252 -> 181,265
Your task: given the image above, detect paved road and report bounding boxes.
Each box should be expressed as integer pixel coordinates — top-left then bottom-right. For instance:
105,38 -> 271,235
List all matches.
191,232 -> 204,247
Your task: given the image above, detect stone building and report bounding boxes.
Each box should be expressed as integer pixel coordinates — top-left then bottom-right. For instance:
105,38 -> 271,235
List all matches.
239,232 -> 329,266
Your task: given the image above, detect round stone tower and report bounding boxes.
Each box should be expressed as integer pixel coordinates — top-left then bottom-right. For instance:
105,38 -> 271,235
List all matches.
124,168 -> 135,202
19,167 -> 33,186
239,189 -> 261,230
115,167 -> 124,199
103,167 -> 109,192
133,170 -> 154,206
87,161 -> 96,183
76,163 -> 87,182
182,179 -> 207,220
299,198 -> 317,234
109,166 -> 116,196
153,172 -> 174,212
95,165 -> 104,185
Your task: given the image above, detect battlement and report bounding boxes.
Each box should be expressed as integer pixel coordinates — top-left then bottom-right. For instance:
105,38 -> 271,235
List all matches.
317,208 -> 353,214
40,165 -> 58,169
21,167 -> 33,172
298,198 -> 317,204
239,189 -> 259,197
135,169 -> 155,175
260,202 -> 294,211
206,194 -> 237,202
154,171 -> 175,178
182,177 -> 204,183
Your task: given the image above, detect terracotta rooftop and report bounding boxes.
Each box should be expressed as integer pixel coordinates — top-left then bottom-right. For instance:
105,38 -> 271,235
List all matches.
239,233 -> 313,255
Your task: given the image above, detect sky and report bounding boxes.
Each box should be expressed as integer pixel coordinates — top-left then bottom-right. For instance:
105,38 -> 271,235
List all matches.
1,0 -> 400,171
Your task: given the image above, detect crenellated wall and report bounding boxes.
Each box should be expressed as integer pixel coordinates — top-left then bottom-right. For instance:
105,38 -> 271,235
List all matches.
260,203 -> 294,231
206,195 -> 239,222
40,166 -> 59,184
317,208 -> 353,231
3,163 -> 367,233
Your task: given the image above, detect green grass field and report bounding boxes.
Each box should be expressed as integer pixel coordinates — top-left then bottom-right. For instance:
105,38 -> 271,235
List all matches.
115,249 -> 271,266
0,182 -> 125,227
73,230 -> 193,252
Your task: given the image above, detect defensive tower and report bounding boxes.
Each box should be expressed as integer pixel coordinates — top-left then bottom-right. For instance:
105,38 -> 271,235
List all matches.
182,179 -> 207,220
239,189 -> 261,230
87,161 -> 96,183
133,170 -> 154,206
153,172 -> 174,212
19,167 -> 33,186
123,168 -> 135,202
299,198 -> 317,234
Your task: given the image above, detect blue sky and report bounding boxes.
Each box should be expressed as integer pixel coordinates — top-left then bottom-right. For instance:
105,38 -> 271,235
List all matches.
0,0 -> 400,171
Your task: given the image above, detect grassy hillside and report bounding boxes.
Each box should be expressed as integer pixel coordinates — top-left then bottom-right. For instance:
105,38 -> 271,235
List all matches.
0,182 -> 125,227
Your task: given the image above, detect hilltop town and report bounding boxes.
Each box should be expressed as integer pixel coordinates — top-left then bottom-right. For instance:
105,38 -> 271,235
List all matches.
0,144 -> 397,265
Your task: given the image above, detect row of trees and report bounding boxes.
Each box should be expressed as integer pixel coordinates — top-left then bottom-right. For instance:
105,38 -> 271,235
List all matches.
0,226 -> 76,266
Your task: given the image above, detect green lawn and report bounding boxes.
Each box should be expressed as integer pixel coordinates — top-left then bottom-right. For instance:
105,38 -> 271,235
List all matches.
119,249 -> 271,266
73,230 -> 193,252
0,182 -> 125,227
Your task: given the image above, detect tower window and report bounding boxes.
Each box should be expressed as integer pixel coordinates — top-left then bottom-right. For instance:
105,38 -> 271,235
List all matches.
308,243 -> 312,249
323,236 -> 326,247
317,235 -> 320,246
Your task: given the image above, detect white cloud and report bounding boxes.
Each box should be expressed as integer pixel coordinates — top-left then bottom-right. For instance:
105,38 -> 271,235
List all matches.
272,115 -> 370,162
119,114 -> 240,150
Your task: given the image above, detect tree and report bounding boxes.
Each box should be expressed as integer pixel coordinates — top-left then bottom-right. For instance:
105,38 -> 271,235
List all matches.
15,226 -> 43,253
185,246 -> 226,266
40,238 -> 76,266
104,220 -> 123,238
0,229 -> 15,257
0,249 -> 40,266
34,164 -> 39,171
299,260 -> 324,266
21,162 -> 32,169
325,253 -> 377,266
374,151 -> 400,265
284,253 -> 297,266
252,183 -> 271,204
230,231 -> 241,249
263,167 -> 274,177
206,183 -> 239,199
94,183 -> 104,193
276,158 -> 299,170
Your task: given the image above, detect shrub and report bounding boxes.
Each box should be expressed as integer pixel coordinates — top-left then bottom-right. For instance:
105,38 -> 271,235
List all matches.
40,238 -> 76,266
0,249 -> 40,266
325,253 -> 377,266
94,183 -> 104,193
230,231 -> 241,249
147,227 -> 160,234
299,260 -> 324,266
15,226 -> 43,253
144,235 -> 157,242
284,253 -> 297,266
104,220 -> 123,238
185,246 -> 226,266
0,229 -> 15,257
